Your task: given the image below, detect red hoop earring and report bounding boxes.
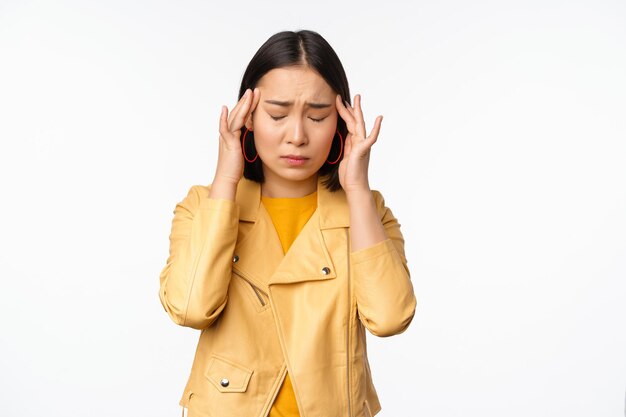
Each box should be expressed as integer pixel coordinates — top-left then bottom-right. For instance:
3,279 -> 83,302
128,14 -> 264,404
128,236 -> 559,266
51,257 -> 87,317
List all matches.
242,128 -> 258,163
326,130 -> 343,165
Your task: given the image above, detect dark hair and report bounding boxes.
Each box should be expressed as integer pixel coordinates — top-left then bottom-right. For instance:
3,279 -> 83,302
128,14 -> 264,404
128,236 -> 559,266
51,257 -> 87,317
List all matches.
238,30 -> 351,192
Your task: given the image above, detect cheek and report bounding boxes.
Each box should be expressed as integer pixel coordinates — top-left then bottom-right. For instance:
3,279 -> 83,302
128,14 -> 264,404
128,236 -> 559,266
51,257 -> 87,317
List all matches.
314,122 -> 338,152
252,121 -> 281,152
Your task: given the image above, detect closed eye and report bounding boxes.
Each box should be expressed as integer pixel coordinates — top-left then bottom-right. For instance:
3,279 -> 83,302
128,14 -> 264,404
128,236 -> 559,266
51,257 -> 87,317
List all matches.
270,115 -> 286,121
309,117 -> 326,123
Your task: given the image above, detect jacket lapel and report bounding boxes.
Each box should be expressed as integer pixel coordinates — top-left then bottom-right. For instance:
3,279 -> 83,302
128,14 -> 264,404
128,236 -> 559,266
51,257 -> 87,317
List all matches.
230,176 -> 350,289
230,178 -> 283,290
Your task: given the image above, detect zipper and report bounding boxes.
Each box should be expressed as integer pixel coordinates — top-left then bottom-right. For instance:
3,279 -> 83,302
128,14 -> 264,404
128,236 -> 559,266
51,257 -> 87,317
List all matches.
345,228 -> 352,417
363,400 -> 372,417
267,289 -> 306,417
250,283 -> 266,306
180,391 -> 193,417
233,269 -> 267,307
261,365 -> 288,417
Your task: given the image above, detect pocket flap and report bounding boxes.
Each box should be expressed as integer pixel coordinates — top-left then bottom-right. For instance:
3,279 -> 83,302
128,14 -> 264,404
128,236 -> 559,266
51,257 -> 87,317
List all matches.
205,354 -> 253,393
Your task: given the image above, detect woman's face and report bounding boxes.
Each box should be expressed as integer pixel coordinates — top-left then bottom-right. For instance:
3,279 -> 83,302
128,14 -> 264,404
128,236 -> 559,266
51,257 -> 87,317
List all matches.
247,66 -> 338,193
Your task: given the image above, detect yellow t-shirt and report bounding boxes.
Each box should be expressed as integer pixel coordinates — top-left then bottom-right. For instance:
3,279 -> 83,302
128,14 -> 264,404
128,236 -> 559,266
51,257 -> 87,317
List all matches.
261,190 -> 318,417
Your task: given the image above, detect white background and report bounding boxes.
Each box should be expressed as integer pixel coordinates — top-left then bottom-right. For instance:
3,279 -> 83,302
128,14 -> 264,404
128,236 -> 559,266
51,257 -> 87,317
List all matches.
1,1 -> 625,416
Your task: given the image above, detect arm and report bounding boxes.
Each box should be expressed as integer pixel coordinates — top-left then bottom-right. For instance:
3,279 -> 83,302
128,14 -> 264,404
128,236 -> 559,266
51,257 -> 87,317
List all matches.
334,93 -> 416,336
159,88 -> 257,329
158,184 -> 239,329
349,190 -> 417,337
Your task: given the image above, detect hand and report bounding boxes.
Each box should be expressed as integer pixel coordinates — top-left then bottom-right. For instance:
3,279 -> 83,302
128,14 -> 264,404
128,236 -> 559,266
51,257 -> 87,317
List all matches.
213,88 -> 260,185
335,93 -> 383,193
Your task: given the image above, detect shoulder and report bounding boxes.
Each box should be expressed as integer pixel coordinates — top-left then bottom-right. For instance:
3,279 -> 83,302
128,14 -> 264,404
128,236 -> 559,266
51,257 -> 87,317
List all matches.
190,183 -> 212,197
371,189 -> 384,206
370,189 -> 388,217
331,187 -> 389,217
369,188 -> 401,225
180,183 -> 212,201
174,183 -> 212,213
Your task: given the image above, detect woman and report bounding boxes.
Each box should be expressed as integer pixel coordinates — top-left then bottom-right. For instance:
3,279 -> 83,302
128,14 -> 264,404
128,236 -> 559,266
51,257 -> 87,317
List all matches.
159,30 -> 417,417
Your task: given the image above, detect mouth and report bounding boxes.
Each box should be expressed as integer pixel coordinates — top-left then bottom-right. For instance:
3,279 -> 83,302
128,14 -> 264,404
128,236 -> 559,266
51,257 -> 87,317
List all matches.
281,155 -> 309,166
281,155 -> 309,160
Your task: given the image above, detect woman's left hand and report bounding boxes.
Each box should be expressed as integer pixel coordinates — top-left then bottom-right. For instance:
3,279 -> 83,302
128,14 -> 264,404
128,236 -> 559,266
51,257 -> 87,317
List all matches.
335,94 -> 383,194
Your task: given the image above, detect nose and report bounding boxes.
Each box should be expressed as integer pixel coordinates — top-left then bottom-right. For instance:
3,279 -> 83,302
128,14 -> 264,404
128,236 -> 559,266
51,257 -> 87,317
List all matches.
287,118 -> 307,146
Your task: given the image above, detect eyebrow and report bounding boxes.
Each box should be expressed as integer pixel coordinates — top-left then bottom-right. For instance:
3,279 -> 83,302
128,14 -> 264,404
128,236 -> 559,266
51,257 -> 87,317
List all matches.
264,100 -> 332,109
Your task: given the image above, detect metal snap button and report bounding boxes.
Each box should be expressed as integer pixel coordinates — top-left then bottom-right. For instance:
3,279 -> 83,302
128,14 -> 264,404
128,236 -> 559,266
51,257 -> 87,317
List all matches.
232,255 -> 239,263
220,378 -> 229,387
321,267 -> 330,275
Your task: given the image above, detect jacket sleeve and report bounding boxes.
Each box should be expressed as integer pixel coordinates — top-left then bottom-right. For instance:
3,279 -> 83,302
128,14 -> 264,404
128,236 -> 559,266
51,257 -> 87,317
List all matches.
158,184 -> 239,330
351,190 -> 417,337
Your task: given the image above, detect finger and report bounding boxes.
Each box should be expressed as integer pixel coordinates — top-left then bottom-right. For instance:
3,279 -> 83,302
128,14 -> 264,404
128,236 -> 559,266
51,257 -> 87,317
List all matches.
250,87 -> 261,113
219,105 -> 230,138
366,115 -> 383,146
228,89 -> 250,119
335,95 -> 356,130
228,89 -> 252,130
228,89 -> 251,126
353,94 -> 367,139
244,87 -> 261,127
337,97 -> 357,134
341,94 -> 354,117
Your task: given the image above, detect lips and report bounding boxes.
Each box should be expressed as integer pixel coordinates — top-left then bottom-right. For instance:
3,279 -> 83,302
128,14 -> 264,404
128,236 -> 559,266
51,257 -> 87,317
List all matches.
282,155 -> 309,166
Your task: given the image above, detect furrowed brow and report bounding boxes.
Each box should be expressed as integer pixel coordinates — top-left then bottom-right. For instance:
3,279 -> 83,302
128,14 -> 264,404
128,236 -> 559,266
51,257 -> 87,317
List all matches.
265,100 -> 292,107
308,102 -> 332,109
264,100 -> 332,109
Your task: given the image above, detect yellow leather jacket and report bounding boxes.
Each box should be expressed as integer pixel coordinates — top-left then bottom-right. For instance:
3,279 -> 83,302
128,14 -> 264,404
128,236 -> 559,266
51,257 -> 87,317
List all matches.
159,175 -> 417,417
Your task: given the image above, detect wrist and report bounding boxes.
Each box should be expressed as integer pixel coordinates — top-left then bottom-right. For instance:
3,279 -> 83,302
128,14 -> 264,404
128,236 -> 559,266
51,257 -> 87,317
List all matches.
345,188 -> 375,210
212,174 -> 241,187
209,176 -> 239,201
345,185 -> 372,199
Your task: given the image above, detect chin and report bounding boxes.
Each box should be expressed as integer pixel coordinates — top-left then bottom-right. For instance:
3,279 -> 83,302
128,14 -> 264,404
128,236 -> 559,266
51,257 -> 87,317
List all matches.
281,170 -> 317,182
265,165 -> 317,183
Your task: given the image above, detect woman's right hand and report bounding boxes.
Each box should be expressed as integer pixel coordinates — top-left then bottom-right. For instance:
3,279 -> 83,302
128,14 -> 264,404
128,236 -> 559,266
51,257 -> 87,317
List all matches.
212,87 -> 260,186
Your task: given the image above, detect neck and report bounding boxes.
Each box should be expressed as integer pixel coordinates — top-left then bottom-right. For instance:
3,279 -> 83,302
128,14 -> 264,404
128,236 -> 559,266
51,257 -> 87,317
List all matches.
261,170 -> 318,198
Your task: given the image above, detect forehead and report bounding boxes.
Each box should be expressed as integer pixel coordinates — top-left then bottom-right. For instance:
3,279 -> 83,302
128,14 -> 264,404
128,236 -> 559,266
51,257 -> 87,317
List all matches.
256,66 -> 335,100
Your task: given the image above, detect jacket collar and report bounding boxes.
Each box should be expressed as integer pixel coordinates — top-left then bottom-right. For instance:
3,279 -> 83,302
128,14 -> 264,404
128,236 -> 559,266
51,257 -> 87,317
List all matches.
235,175 -> 350,229
231,175 -> 349,289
